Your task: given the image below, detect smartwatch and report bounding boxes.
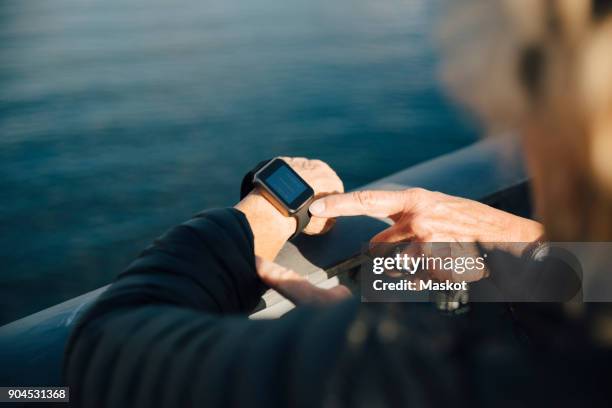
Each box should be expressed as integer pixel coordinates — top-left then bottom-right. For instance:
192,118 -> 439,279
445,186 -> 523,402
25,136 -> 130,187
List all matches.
241,158 -> 315,239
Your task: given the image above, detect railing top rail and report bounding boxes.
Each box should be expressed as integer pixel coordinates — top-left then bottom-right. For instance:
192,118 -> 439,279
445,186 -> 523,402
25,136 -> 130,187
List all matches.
0,135 -> 527,385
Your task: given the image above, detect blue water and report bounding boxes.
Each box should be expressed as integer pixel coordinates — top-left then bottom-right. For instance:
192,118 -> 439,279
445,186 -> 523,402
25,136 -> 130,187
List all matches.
0,0 -> 477,324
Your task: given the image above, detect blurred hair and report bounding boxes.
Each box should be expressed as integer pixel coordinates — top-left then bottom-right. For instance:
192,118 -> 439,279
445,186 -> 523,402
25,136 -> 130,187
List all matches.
437,0 -> 612,240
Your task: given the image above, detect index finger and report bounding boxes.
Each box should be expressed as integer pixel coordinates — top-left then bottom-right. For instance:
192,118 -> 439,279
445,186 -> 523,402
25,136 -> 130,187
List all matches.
309,190 -> 412,218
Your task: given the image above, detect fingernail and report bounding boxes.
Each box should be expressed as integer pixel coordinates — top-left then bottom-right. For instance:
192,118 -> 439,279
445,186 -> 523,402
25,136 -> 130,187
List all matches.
309,200 -> 325,215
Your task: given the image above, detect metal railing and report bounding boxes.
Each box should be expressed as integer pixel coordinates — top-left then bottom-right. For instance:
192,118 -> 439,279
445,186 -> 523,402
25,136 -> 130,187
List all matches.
0,134 -> 529,386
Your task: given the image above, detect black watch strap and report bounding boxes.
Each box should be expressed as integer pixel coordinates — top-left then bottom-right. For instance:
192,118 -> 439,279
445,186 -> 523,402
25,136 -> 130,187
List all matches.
240,158 -> 311,240
240,159 -> 272,200
291,198 -> 313,240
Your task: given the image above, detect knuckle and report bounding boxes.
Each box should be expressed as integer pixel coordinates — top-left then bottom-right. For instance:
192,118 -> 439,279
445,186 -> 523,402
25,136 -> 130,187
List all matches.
310,158 -> 332,169
411,215 -> 427,231
280,156 -> 295,165
405,187 -> 426,198
429,201 -> 443,212
353,190 -> 377,208
311,159 -> 326,166
287,157 -> 307,167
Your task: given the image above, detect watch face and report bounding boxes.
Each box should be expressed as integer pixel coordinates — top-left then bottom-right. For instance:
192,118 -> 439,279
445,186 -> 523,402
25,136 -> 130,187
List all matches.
255,159 -> 314,212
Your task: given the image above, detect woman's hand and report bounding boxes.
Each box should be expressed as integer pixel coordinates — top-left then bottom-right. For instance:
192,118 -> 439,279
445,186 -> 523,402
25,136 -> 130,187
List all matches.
256,257 -> 350,305
236,157 -> 343,261
309,188 -> 543,255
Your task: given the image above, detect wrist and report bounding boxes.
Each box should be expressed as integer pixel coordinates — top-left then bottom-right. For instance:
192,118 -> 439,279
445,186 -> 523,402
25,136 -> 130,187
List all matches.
497,215 -> 544,257
235,188 -> 297,260
513,217 -> 544,243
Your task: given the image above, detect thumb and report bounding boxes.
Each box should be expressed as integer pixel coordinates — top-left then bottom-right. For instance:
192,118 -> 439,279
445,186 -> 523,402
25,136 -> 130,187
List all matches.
309,190 -> 411,218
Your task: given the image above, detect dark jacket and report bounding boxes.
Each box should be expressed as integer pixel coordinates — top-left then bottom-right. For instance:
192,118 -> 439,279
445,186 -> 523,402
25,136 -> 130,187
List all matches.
63,208 -> 612,408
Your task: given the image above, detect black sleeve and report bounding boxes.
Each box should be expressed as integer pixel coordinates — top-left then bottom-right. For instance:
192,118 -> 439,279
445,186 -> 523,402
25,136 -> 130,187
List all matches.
63,208 -> 360,408
66,207 -> 591,408
479,246 -> 582,303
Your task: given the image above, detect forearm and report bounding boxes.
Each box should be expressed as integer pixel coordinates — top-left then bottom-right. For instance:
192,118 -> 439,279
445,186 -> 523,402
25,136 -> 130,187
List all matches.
64,207 -> 275,405
234,188 -> 296,261
70,208 -> 266,329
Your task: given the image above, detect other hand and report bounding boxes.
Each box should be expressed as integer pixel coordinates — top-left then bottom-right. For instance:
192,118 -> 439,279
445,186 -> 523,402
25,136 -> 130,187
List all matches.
309,188 -> 543,280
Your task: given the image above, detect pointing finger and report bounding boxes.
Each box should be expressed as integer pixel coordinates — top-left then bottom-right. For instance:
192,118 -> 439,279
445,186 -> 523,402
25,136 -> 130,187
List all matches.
309,190 -> 415,218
